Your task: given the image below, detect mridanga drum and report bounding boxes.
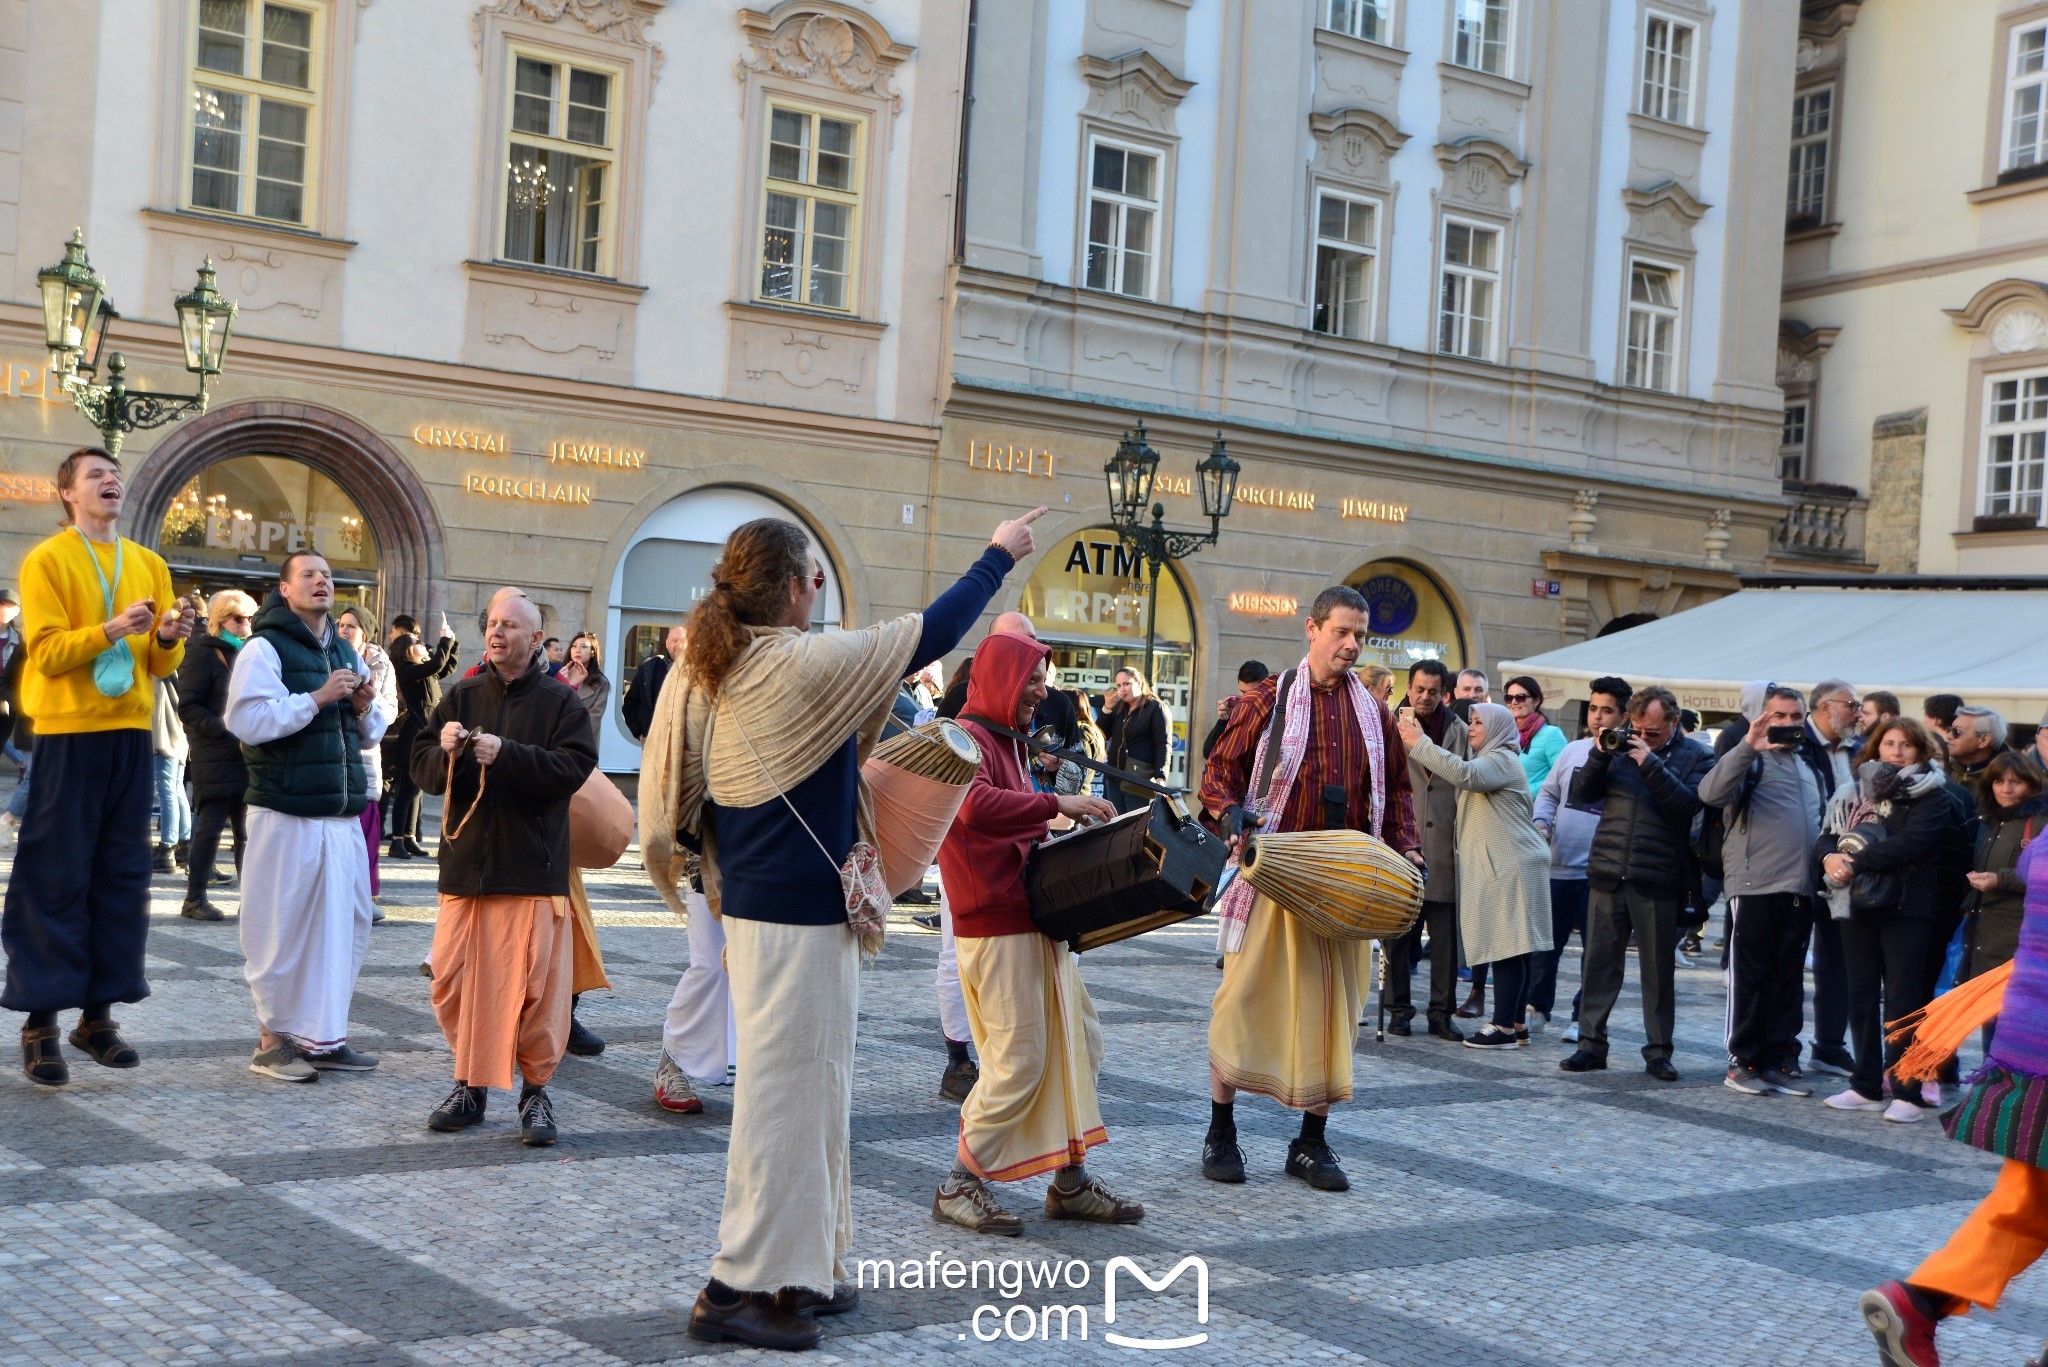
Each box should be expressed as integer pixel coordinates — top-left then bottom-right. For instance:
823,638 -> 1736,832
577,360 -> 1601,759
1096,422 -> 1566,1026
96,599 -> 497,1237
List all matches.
1239,828 -> 1423,941
864,719 -> 983,897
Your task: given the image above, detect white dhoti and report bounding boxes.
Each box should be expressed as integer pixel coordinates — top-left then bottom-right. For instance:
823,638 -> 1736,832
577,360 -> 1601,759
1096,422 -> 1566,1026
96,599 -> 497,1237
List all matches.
662,889 -> 737,1084
239,807 -> 376,1050
936,883 -> 970,1043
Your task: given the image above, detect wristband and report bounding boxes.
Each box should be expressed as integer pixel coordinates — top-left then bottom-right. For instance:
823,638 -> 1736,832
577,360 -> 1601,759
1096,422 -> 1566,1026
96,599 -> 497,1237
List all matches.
155,634 -> 178,649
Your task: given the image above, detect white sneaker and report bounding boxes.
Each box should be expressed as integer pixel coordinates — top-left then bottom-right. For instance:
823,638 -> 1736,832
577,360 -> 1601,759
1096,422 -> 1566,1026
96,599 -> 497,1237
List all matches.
1824,1089 -> 1884,1112
0,812 -> 18,845
1923,1082 -> 1943,1107
1673,946 -> 1695,969
1883,1099 -> 1928,1124
1562,1022 -> 1580,1043
1525,1010 -> 1548,1037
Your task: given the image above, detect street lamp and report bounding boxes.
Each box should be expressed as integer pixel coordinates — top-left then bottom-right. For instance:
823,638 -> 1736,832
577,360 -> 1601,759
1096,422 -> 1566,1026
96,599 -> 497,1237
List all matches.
1102,423 -> 1240,700
36,229 -> 238,456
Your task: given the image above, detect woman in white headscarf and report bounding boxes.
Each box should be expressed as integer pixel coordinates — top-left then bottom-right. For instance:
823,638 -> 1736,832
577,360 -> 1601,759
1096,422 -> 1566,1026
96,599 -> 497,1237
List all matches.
1397,700 -> 1554,1049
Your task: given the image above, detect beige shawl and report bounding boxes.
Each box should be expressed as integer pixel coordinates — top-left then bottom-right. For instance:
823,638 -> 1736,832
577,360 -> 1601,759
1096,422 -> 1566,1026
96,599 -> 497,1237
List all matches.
640,617 -> 923,952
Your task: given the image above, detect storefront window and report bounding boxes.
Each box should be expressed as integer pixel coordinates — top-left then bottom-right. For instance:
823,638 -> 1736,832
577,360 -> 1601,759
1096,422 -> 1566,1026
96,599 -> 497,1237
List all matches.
1019,529 -> 1196,789
1343,559 -> 1467,672
158,455 -> 379,612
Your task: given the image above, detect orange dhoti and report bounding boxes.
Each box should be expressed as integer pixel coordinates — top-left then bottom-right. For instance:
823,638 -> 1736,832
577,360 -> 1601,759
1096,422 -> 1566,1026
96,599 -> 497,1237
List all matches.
1911,1159 -> 2048,1312
430,894 -> 574,1091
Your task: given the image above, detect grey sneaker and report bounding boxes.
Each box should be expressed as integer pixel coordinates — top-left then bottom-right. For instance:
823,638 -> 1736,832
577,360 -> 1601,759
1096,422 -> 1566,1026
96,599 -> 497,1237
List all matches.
519,1085 -> 559,1146
1723,1067 -> 1771,1096
250,1039 -> 318,1083
307,1044 -> 379,1071
1758,1066 -> 1813,1098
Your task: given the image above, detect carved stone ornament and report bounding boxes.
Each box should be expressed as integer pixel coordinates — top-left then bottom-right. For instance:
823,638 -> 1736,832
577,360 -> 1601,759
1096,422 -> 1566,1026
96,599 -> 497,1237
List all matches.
1078,50 -> 1195,137
1992,309 -> 2048,356
1943,279 -> 2048,354
739,6 -> 912,112
1433,138 -> 1529,212
473,0 -> 666,78
1777,321 -> 1840,384
1310,109 -> 1408,187
1621,181 -> 1711,254
1568,490 -> 1600,550
1777,347 -> 1813,386
1703,507 -> 1733,569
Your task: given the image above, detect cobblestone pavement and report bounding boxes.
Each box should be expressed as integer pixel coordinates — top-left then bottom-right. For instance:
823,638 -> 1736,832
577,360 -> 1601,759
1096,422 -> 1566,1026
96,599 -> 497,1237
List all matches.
3,825 -> 2045,1366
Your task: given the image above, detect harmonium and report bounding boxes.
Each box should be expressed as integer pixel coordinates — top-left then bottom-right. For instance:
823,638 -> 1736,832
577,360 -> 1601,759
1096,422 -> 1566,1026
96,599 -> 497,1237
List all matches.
1027,794 -> 1228,952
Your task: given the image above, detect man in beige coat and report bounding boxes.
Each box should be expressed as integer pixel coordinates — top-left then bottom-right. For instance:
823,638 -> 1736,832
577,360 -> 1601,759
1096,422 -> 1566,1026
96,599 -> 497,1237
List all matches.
1381,659 -> 1466,1038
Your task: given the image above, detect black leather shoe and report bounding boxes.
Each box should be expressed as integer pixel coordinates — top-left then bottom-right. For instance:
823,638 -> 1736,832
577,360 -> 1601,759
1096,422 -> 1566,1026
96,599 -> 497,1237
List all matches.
1201,1131 -> 1246,1183
1454,987 -> 1485,1019
1427,1020 -> 1464,1042
387,838 -> 412,861
68,1019 -> 140,1068
404,837 -> 431,859
21,1025 -> 67,1086
428,1082 -> 486,1132
518,1085 -> 558,1146
565,997 -> 605,1057
1386,1019 -> 1413,1037
1284,1138 -> 1350,1192
1646,1057 -> 1679,1082
688,1281 -> 823,1350
1559,1049 -> 1608,1073
179,898 -> 227,922
775,1282 -> 859,1317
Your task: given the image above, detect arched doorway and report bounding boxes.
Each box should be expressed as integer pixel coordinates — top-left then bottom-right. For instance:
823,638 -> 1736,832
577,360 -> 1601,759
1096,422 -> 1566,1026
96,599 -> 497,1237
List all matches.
126,400 -> 447,626
599,485 -> 845,772
1342,558 -> 1470,672
155,456 -> 381,616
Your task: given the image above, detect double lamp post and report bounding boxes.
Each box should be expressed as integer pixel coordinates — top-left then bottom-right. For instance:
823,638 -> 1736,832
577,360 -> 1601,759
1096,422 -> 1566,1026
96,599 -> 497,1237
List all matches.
1100,420 -> 1241,690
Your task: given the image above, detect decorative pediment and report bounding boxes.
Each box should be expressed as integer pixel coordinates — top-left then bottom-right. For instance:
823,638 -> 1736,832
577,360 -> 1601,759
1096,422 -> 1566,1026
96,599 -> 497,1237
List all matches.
737,3 -> 914,111
472,0 -> 667,74
1621,181 -> 1711,253
1310,109 -> 1409,187
1795,1 -> 1861,72
1433,137 -> 1528,212
1945,279 -> 2048,356
1776,320 -> 1840,386
1079,50 -> 1195,137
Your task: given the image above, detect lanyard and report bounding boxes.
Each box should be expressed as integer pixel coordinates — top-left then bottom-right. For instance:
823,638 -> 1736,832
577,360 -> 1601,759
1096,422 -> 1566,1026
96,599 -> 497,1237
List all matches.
72,526 -> 122,616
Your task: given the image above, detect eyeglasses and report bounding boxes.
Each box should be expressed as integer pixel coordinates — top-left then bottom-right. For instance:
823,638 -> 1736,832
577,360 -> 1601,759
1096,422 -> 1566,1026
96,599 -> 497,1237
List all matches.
1504,692 -> 1533,703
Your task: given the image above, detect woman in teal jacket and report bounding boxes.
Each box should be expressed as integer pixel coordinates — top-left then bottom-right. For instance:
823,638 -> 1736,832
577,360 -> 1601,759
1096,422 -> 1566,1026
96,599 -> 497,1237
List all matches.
1505,676 -> 1567,794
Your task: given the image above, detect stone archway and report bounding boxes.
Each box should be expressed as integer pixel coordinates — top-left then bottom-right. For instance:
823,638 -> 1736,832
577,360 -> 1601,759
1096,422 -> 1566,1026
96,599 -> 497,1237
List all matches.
126,399 -> 448,623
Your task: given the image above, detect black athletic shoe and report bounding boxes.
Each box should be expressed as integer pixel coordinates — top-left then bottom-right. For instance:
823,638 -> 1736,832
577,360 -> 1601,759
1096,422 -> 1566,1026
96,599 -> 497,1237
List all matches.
1201,1131 -> 1246,1184
519,1085 -> 558,1146
386,838 -> 412,861
1284,1138 -> 1350,1192
939,1057 -> 978,1104
1386,1019 -> 1413,1037
429,1082 -> 486,1132
910,912 -> 941,931
565,997 -> 605,1057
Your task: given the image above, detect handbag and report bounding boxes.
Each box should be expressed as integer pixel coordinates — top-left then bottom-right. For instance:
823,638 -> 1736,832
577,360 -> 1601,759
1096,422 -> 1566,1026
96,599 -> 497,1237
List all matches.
74,527 -> 136,698
725,708 -> 888,935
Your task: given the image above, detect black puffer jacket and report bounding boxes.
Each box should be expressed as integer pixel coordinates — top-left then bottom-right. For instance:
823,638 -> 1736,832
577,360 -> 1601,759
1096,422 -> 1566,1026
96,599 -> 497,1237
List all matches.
177,632 -> 246,802
409,652 -> 597,898
1569,732 -> 1710,896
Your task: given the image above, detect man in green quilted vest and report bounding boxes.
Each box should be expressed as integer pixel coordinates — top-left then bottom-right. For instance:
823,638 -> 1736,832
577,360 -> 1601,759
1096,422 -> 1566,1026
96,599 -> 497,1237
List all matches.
225,552 -> 394,1083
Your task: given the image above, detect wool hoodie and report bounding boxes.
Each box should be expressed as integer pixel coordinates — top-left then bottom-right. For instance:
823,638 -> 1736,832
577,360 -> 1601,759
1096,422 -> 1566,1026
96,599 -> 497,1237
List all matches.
939,631 -> 1062,938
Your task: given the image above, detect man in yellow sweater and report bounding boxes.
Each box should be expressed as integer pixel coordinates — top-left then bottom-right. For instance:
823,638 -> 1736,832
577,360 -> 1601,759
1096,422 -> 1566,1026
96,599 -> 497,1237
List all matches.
3,447 -> 192,1086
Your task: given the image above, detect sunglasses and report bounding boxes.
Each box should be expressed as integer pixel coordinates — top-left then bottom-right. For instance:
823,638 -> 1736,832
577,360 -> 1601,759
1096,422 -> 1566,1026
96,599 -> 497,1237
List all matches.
1504,692 -> 1533,703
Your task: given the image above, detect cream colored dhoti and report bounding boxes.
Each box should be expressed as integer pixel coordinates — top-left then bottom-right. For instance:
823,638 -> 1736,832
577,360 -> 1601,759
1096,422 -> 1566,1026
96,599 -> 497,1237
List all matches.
710,916 -> 859,1297
956,931 -> 1106,1183
1208,893 -> 1368,1110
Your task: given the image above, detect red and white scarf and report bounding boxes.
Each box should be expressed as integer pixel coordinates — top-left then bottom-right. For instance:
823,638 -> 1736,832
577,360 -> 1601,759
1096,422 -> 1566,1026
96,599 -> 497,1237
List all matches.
1214,656 -> 1386,954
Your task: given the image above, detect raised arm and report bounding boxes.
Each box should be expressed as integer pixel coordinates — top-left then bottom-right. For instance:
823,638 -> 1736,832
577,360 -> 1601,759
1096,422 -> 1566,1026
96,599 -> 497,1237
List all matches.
1408,736 -> 1522,794
907,507 -> 1047,670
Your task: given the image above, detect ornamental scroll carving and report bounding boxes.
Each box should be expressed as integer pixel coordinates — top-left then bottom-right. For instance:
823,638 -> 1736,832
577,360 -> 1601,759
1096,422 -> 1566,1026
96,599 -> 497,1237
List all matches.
738,8 -> 910,112
471,0 -> 666,78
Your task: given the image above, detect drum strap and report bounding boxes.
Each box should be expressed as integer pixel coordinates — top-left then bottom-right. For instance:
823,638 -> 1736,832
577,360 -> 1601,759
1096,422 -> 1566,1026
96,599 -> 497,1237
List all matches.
1256,669 -> 1297,813
960,712 -> 1178,799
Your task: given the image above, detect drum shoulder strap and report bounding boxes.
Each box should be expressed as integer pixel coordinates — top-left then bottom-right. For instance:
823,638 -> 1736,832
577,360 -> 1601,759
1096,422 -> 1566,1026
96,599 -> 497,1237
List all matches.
1255,669 -> 1296,810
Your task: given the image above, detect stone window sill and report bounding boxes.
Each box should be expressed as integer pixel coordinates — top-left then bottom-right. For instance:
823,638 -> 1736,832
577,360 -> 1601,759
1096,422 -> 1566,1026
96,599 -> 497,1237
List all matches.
142,208 -> 357,259
726,298 -> 887,337
1314,28 -> 1408,66
1437,61 -> 1530,100
1785,220 -> 1842,244
1966,174 -> 2048,206
1626,112 -> 1708,147
464,259 -> 648,303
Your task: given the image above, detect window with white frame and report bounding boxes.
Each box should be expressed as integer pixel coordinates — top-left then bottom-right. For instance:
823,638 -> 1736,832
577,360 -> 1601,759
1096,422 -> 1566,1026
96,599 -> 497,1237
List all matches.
1436,219 -> 1501,361
1984,370 -> 2048,518
2004,21 -> 2048,173
188,0 -> 322,224
1787,88 -> 1832,224
1624,260 -> 1682,392
1312,191 -> 1379,341
758,103 -> 864,310
501,52 -> 618,275
1084,138 -> 1162,300
1450,0 -> 1510,76
1325,0 -> 1391,44
1639,12 -> 1698,125
1780,401 -> 1809,481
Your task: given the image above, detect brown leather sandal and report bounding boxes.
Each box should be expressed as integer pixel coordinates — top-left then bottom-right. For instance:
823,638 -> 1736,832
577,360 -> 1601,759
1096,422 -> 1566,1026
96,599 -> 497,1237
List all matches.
68,1018 -> 140,1069
21,1025 -> 68,1086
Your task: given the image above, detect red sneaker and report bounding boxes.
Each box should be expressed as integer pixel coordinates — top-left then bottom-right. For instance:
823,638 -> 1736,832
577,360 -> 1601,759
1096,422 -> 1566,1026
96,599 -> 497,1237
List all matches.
1859,1281 -> 1941,1366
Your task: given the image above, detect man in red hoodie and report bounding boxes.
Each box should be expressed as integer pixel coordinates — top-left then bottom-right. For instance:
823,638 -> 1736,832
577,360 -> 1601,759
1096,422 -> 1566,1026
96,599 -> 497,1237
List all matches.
933,629 -> 1135,1235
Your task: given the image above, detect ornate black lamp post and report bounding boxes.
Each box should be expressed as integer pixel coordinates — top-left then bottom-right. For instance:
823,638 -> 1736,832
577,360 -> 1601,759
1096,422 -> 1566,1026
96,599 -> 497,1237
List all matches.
1102,421 -> 1241,687
37,229 -> 238,457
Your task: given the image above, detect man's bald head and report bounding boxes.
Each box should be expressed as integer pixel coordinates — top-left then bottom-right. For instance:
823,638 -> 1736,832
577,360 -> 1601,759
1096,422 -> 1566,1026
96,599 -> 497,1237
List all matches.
991,611 -> 1036,639
487,587 -> 542,633
483,588 -> 545,677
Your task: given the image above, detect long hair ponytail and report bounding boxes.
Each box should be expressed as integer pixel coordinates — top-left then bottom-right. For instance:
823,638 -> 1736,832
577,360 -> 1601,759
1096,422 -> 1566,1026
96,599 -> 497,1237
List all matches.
684,517 -> 811,697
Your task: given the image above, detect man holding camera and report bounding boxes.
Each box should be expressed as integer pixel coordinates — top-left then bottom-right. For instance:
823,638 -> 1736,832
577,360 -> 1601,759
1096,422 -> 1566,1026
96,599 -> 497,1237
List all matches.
1699,686 -> 1833,1097
1563,684 -> 1709,1080
227,553 -> 393,1082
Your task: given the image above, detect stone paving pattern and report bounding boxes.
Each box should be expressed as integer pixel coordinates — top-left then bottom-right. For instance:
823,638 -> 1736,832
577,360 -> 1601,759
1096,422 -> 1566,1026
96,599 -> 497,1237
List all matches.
4,822 -> 2047,1366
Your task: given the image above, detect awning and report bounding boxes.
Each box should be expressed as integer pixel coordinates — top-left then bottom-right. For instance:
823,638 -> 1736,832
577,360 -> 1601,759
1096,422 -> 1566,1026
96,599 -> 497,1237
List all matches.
1498,587 -> 2048,722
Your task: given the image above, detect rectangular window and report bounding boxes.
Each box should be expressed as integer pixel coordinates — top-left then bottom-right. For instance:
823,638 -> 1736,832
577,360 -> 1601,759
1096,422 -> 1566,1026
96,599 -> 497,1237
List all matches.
1436,219 -> 1501,361
1780,401 -> 1809,481
1624,260 -> 1682,392
1325,0 -> 1391,44
502,52 -> 619,275
1311,191 -> 1379,341
1084,138 -> 1161,300
187,0 -> 320,225
1787,88 -> 1832,224
1984,371 -> 2048,518
1450,0 -> 1509,76
757,103 -> 863,310
1639,13 -> 1698,125
2004,21 -> 2048,173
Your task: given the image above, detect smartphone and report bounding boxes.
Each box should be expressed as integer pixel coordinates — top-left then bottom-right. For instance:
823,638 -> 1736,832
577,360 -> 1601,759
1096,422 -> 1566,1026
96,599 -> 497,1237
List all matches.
1766,724 -> 1804,746
1397,704 -> 1415,725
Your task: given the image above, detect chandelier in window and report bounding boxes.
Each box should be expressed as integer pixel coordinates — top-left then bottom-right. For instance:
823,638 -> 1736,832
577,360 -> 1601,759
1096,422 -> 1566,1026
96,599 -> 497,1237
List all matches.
508,157 -> 553,212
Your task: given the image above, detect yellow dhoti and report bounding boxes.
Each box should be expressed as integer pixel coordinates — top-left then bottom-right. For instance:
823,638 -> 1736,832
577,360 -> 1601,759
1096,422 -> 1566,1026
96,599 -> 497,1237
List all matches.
1208,893 -> 1368,1110
956,931 -> 1107,1182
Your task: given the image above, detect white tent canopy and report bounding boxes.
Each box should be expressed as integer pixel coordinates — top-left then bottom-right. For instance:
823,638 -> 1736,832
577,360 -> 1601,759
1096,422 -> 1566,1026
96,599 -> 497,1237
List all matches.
1498,587 -> 2048,723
